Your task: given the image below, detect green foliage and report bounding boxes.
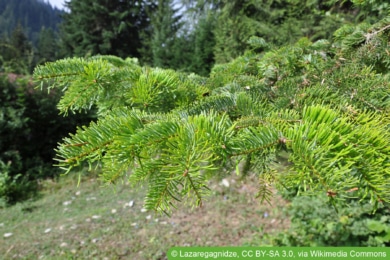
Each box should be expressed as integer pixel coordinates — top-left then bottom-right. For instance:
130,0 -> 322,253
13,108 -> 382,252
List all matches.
34,15 -> 390,213
271,195 -> 390,246
334,17 -> 390,73
0,163 -> 38,207
139,0 -> 217,76
0,0 -> 62,45
351,0 -> 390,21
0,76 -> 39,204
149,0 -> 184,69
188,12 -> 217,76
0,161 -> 12,207
0,0 -> 63,73
60,0 -> 154,58
0,23 -> 33,74
212,0 -> 379,63
0,74 -> 94,204
34,56 -> 195,115
36,27 -> 59,65
366,218 -> 390,244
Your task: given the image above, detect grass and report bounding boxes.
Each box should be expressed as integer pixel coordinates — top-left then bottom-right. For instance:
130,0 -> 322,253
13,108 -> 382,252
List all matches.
0,172 -> 289,259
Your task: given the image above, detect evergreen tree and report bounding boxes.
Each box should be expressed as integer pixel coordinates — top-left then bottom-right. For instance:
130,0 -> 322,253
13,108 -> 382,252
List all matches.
0,23 -> 33,74
147,0 -> 218,75
140,0 -> 216,75
60,0 -> 155,58
149,0 -> 183,69
187,9 -> 216,76
36,27 -> 58,64
10,23 -> 32,58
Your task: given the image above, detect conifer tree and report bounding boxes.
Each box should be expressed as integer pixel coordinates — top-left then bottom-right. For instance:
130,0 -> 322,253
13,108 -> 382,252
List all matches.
149,0 -> 184,69
36,27 -> 58,64
151,0 -> 219,75
60,0 -> 154,58
188,11 -> 216,76
34,10 -> 390,214
0,23 -> 33,73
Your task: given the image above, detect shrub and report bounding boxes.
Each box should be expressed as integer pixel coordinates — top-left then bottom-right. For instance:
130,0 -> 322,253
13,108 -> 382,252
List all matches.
271,194 -> 390,247
0,74 -> 94,204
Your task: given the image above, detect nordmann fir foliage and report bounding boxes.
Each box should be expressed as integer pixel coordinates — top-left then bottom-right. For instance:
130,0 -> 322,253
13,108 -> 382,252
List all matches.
212,0 -> 368,64
34,17 -> 390,214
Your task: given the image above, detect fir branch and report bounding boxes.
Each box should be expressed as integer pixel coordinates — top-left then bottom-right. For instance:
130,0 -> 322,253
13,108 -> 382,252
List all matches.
33,15 -> 390,212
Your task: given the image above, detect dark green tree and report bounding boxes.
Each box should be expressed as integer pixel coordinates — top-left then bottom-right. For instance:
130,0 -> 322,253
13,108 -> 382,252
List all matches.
60,0 -> 155,58
0,73 -> 95,204
189,12 -> 216,76
36,27 -> 59,64
148,0 -> 183,68
0,23 -> 33,74
146,0 -> 218,75
0,75 -> 32,204
11,23 -> 32,55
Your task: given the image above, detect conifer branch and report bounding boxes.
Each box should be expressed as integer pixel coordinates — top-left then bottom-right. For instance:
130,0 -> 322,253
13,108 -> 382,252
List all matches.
33,14 -> 390,211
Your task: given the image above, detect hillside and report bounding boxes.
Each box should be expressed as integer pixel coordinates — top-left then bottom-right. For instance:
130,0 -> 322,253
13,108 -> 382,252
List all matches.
0,0 -> 63,45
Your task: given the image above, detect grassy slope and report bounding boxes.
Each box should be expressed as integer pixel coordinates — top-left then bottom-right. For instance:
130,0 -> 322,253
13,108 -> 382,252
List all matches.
0,173 -> 288,259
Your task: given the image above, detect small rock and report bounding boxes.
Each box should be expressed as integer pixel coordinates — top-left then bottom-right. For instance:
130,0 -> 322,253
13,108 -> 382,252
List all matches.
3,232 -> 13,238
111,209 -> 117,214
129,200 -> 134,207
92,238 -> 99,243
131,222 -> 137,227
44,228 -> 51,233
75,191 -> 81,196
71,249 -> 77,254
60,242 -> 68,247
85,218 -> 91,222
140,208 -> 147,213
92,215 -> 100,219
86,197 -> 96,201
146,215 -> 152,220
160,221 -> 168,225
221,178 -> 230,187
70,225 -> 77,230
0,223 -> 4,227
63,201 -> 72,206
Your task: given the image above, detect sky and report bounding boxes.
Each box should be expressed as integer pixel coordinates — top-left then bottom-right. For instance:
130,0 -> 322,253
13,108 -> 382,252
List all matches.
46,0 -> 66,9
